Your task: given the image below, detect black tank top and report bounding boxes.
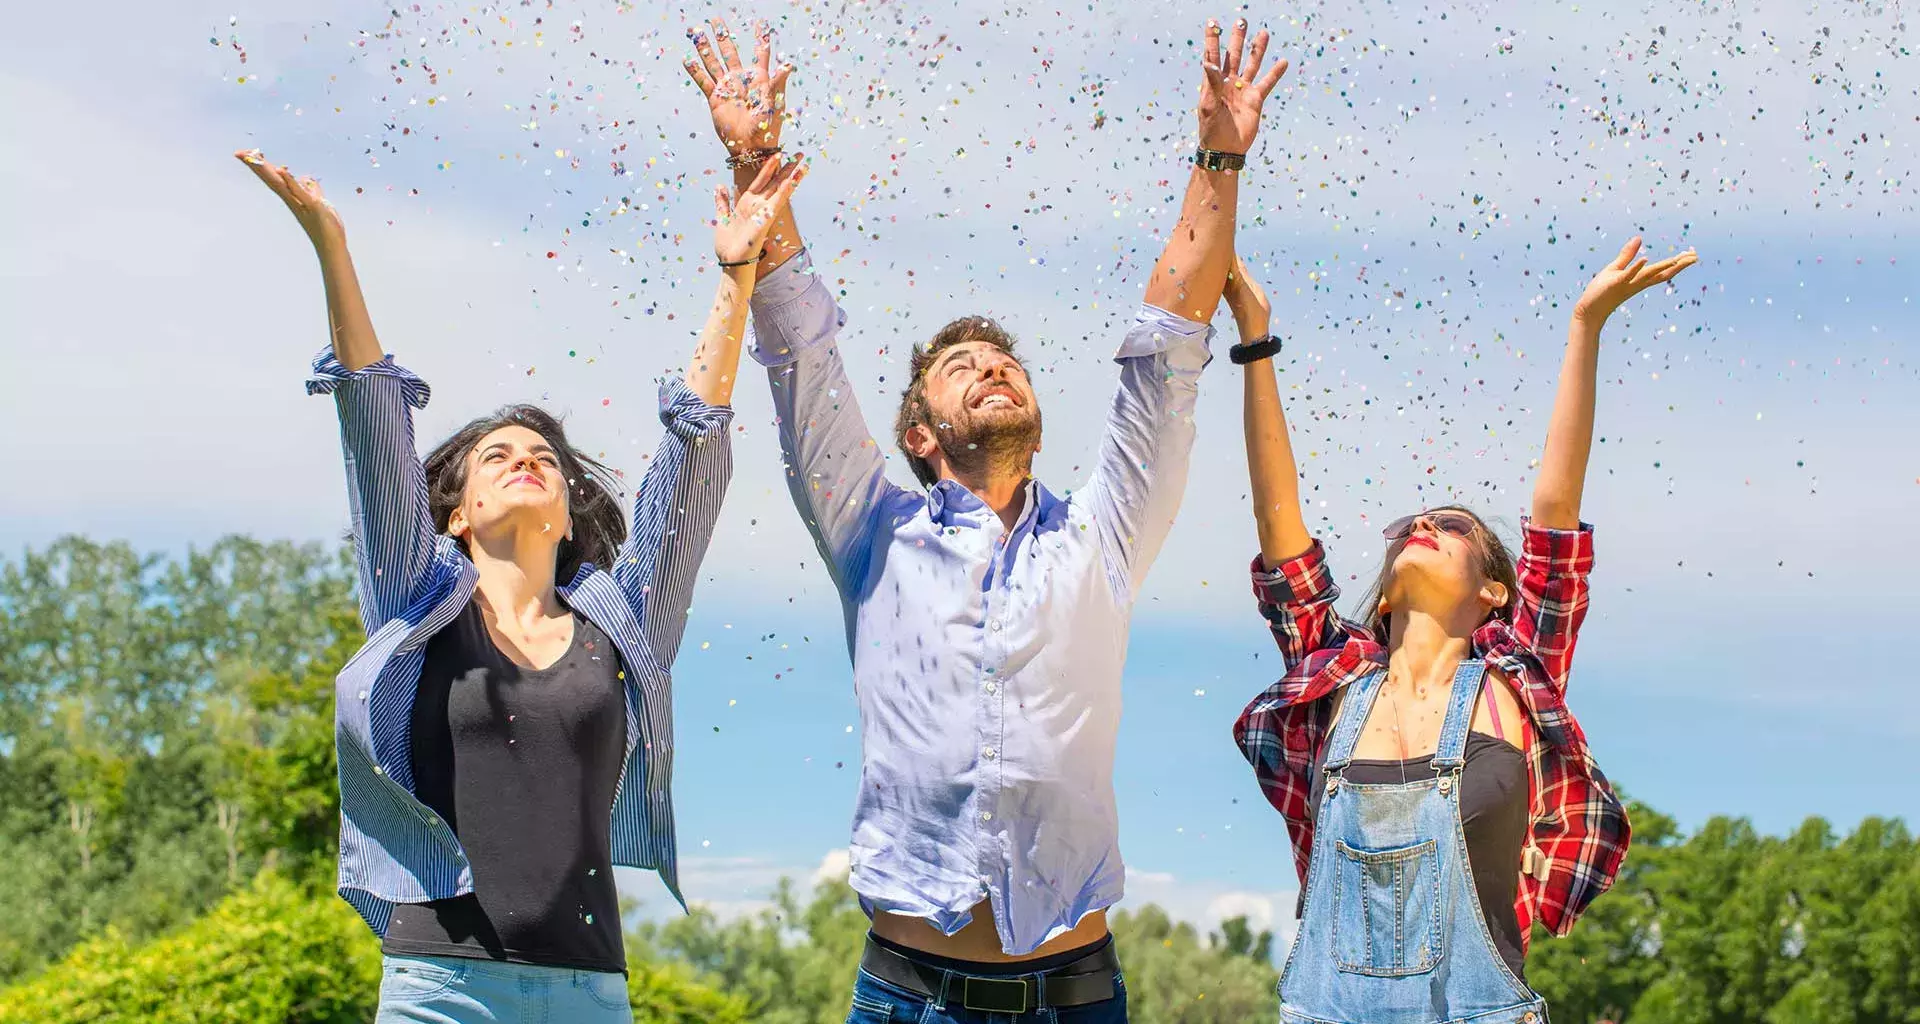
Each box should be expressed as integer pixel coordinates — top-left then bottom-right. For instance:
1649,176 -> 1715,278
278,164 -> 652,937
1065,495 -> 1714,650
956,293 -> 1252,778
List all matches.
1308,731 -> 1531,980
381,597 -> 629,972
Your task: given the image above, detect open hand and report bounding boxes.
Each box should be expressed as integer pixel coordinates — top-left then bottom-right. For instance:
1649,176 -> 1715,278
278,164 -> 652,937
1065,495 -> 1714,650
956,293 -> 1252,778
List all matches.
683,17 -> 792,159
713,155 -> 806,264
235,149 -> 344,252
1223,254 -> 1272,337
1574,237 -> 1698,322
1197,18 -> 1289,154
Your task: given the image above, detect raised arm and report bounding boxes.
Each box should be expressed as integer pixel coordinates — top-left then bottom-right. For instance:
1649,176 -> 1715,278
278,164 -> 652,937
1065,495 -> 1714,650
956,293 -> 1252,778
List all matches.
684,17 -> 803,274
1533,236 -> 1697,527
613,158 -> 806,665
1083,19 -> 1289,595
1141,18 -> 1288,320
239,149 -> 437,634
683,17 -> 894,594
1224,256 -> 1312,567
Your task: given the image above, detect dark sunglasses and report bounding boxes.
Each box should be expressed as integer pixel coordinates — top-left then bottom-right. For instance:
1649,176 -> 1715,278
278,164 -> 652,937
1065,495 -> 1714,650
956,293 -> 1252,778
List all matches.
1382,510 -> 1479,542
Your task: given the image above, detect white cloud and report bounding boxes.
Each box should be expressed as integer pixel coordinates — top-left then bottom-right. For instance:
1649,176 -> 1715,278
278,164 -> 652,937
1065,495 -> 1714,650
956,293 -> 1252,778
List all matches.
812,847 -> 853,884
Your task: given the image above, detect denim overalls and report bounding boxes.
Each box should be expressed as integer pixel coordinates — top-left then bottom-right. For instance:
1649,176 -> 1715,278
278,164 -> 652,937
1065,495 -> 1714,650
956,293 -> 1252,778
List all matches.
1277,661 -> 1548,1024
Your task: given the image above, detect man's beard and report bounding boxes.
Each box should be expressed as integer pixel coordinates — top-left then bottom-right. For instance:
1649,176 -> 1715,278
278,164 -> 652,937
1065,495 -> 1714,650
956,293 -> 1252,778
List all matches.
936,403 -> 1043,482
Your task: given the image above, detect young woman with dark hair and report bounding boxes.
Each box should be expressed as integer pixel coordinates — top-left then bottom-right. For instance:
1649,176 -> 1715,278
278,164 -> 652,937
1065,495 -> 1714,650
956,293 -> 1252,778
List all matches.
237,147 -> 802,1023
1228,239 -> 1695,1023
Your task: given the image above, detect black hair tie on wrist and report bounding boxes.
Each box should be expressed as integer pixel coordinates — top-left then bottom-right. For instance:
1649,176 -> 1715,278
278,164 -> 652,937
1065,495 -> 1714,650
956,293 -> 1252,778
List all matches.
1229,334 -> 1283,364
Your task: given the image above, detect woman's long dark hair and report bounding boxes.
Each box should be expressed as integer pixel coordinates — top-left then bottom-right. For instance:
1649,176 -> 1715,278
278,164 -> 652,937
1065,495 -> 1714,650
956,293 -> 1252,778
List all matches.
422,404 -> 625,583
1352,504 -> 1519,643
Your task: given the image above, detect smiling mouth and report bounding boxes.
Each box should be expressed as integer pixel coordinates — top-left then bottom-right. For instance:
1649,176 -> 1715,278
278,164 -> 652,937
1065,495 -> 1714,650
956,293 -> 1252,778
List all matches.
1404,535 -> 1439,551
972,388 -> 1021,410
506,473 -> 546,489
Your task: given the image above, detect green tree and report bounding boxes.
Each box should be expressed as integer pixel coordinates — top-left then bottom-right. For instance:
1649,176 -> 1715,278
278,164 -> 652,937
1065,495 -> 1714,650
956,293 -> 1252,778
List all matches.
0,536 -> 357,981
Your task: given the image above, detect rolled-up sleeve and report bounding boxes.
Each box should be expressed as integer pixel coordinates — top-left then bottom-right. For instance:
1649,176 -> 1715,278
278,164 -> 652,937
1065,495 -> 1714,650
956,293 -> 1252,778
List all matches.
609,377 -> 736,670
1084,304 -> 1214,598
306,350 -> 437,635
1511,518 -> 1595,695
1250,540 -> 1350,673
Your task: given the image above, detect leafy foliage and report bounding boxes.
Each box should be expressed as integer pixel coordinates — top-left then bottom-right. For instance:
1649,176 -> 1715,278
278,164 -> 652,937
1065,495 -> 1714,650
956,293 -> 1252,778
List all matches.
0,872 -> 379,1024
2,536 -> 1918,1024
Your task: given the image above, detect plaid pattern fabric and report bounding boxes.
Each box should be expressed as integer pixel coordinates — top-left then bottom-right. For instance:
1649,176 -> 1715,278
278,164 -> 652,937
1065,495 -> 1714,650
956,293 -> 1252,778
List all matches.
1232,520 -> 1630,944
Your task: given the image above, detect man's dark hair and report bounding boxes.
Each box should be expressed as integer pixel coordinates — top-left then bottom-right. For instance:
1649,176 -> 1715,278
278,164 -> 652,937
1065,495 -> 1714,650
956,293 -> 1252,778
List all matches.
893,316 -> 1020,487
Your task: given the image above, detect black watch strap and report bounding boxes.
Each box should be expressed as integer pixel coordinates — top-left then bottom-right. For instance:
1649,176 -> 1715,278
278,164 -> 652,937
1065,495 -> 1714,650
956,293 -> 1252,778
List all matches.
1229,335 -> 1283,364
1194,149 -> 1247,172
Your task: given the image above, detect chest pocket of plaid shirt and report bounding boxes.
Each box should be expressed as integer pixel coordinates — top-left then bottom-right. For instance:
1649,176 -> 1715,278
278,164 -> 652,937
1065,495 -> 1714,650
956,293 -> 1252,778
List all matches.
1331,837 -> 1444,977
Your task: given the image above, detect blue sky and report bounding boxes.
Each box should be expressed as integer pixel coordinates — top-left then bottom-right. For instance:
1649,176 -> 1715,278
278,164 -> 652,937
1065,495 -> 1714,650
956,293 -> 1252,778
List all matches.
3,0 -> 1916,943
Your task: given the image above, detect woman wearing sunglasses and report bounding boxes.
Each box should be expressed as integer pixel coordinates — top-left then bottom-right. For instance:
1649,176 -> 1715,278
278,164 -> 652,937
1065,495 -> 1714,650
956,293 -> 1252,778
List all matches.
237,147 -> 803,1023
1226,238 -> 1696,1023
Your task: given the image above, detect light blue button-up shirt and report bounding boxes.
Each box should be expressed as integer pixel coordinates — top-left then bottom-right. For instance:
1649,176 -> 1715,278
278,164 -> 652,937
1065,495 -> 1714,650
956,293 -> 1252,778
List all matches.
748,251 -> 1212,955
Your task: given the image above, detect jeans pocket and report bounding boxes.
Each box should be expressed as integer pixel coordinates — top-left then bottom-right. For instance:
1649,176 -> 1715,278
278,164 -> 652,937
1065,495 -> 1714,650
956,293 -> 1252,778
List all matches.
582,970 -> 631,1012
380,956 -> 462,1001
846,992 -> 896,1024
1331,837 -> 1443,977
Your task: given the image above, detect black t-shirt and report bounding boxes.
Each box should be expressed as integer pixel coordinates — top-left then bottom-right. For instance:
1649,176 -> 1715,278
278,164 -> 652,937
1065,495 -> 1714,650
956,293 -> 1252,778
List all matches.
381,598 -> 629,973
1309,731 -> 1531,980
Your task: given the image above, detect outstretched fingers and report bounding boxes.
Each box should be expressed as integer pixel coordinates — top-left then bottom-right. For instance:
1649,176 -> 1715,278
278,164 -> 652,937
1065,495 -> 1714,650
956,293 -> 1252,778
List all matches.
1203,19 -> 1223,77
747,154 -> 781,193
1223,18 -> 1247,78
1645,250 -> 1698,284
1611,235 -> 1644,269
1254,55 -> 1288,100
710,18 -> 744,74
236,149 -> 291,199
768,62 -> 793,111
683,52 -> 716,96
690,27 -> 726,86
1243,28 -> 1271,83
752,19 -> 772,79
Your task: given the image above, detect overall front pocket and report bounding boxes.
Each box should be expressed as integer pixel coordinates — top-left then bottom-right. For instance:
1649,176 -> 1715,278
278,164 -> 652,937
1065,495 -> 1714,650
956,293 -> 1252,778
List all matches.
1330,837 -> 1443,977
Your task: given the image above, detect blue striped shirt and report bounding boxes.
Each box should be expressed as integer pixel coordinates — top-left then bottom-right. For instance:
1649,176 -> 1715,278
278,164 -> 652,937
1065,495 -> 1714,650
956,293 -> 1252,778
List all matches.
748,251 -> 1213,955
307,350 -> 733,935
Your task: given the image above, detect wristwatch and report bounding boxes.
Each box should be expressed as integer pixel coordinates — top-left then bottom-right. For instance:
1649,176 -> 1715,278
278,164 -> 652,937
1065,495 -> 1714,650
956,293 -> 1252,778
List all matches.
1194,149 -> 1247,172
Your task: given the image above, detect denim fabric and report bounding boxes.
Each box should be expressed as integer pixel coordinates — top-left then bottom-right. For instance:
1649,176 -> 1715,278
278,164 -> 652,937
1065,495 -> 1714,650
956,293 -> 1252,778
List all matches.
1277,662 -> 1549,1024
846,965 -> 1128,1024
374,954 -> 632,1024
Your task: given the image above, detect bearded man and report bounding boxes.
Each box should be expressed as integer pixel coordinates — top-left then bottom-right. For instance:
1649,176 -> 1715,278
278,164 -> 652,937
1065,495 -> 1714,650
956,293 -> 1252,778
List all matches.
683,11 -> 1288,1020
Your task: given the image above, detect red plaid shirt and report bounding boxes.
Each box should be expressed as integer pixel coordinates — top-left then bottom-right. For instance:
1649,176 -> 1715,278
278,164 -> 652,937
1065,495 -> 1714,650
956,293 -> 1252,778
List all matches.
1232,520 -> 1629,945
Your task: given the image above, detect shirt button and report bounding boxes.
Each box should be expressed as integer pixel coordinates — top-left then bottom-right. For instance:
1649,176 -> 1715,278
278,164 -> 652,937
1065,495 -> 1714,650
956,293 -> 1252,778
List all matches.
426,816 -> 440,826
372,765 -> 385,776
982,747 -> 997,760
984,682 -> 998,695
980,811 -> 993,823
990,619 -> 1003,632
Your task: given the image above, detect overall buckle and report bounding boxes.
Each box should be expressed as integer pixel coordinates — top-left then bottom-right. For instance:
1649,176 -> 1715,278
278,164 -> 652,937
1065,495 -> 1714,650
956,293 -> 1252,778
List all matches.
961,976 -> 1032,1012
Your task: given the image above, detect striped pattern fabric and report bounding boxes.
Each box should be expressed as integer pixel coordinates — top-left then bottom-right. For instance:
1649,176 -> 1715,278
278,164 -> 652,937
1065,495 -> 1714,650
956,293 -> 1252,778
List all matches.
1231,521 -> 1630,946
306,350 -> 733,935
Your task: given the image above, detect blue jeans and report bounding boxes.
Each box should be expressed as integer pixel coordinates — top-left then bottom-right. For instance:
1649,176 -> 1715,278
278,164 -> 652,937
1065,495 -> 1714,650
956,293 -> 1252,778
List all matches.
847,965 -> 1128,1024
374,954 -> 633,1024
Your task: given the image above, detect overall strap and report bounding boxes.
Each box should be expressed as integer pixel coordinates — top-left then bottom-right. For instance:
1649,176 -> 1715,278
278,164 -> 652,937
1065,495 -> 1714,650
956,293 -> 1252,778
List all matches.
1321,668 -> 1387,774
1431,659 -> 1488,772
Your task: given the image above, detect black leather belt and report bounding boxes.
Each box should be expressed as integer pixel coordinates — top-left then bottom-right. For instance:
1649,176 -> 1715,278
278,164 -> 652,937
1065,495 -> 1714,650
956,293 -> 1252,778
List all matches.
858,936 -> 1119,1012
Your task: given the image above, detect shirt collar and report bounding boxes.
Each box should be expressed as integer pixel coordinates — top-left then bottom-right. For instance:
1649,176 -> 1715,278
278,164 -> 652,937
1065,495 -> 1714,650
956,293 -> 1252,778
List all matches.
926,476 -> 1051,529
